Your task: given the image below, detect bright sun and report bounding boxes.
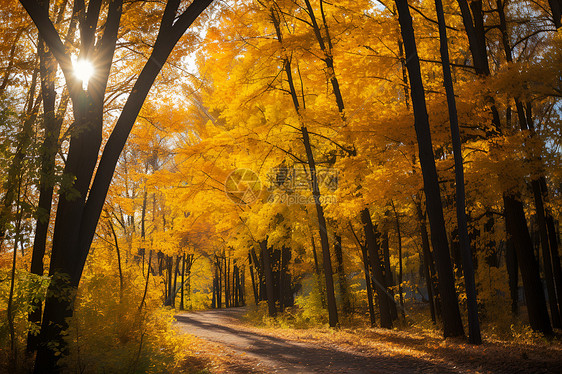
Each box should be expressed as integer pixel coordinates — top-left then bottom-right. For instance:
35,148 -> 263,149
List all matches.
74,59 -> 94,89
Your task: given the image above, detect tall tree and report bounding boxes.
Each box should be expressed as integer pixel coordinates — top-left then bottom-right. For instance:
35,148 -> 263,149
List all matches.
394,0 -> 464,338
434,0 -> 481,344
19,0 -> 214,371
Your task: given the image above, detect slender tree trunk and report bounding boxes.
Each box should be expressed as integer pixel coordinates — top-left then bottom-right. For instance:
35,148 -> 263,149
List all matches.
532,182 -> 561,327
270,8 -> 337,325
260,239 -> 277,317
239,265 -> 246,306
180,254 -> 186,310
416,201 -> 441,321
171,255 -> 180,308
249,251 -> 259,305
8,183 -> 23,368
546,213 -> 562,316
217,257 -> 222,308
361,208 -> 393,328
360,244 -> 377,327
108,218 -> 124,302
395,0 -> 464,338
504,194 -> 552,335
505,222 -> 519,314
381,230 -> 398,321
350,222 -> 377,327
311,234 -> 325,307
302,126 -> 339,327
28,36 -> 66,352
334,235 -> 351,315
139,250 -> 152,313
435,0 -> 481,344
391,203 -> 406,319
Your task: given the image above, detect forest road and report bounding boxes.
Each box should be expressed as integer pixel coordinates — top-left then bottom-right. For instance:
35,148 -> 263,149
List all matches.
174,307 -> 465,374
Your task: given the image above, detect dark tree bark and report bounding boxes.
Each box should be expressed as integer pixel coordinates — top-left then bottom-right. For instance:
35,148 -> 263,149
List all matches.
531,182 -> 561,327
456,0 -> 501,132
504,194 -> 552,335
216,256 -> 222,308
416,202 -> 439,322
360,244 -> 376,327
435,0 -> 481,344
301,126 -> 339,327
505,218 -> 519,315
334,235 -> 351,315
171,255 -> 180,308
361,208 -> 393,329
19,0 -> 214,371
180,253 -> 186,310
28,25 -> 69,351
546,213 -> 562,316
302,0 -> 345,114
391,203 -> 405,320
395,0 -> 464,338
248,251 -> 259,305
381,230 -> 398,321
496,0 -> 556,333
548,0 -> 562,28
234,264 -> 239,307
270,7 -> 337,326
310,234 -> 326,307
260,239 -> 277,317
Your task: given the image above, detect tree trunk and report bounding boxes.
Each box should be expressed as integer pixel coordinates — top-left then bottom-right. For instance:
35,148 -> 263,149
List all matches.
546,213 -> 562,317
260,239 -> 277,317
334,235 -> 351,315
21,1 -> 213,370
381,230 -> 398,321
249,251 -> 259,305
180,254 -> 186,310
360,244 -> 377,327
435,0 -> 481,344
416,201 -> 441,321
361,208 -> 393,328
548,0 -> 562,28
269,8 -> 337,325
532,182 -> 561,327
505,222 -> 519,315
504,194 -> 552,335
311,234 -> 326,307
391,203 -> 406,320
28,35 -> 67,352
395,0 -> 464,338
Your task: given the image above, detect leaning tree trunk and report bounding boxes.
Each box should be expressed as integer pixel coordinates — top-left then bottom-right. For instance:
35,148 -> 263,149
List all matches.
361,209 -> 393,328
395,0 -> 464,338
21,0 -> 214,371
270,7 -> 338,326
504,194 -> 552,334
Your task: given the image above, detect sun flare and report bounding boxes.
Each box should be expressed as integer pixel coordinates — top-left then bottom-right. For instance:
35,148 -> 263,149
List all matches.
74,59 -> 94,89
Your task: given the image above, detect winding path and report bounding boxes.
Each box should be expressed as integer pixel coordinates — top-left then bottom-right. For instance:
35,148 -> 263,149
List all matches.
174,308 -> 465,374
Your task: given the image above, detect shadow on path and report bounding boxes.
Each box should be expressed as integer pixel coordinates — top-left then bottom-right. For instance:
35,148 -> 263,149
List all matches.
175,310 -> 459,374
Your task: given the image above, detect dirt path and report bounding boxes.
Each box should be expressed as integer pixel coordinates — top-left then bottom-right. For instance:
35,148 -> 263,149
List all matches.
175,308 -> 471,374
